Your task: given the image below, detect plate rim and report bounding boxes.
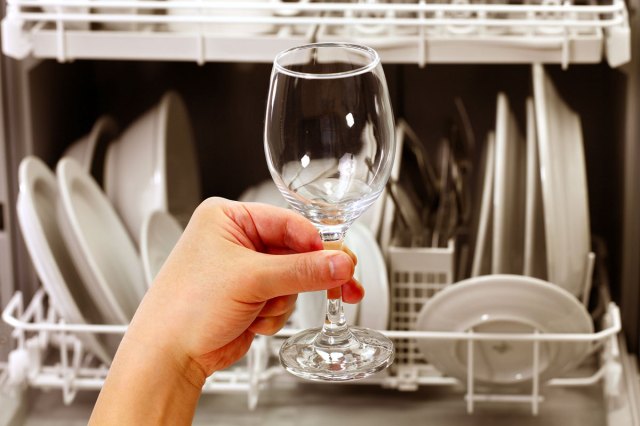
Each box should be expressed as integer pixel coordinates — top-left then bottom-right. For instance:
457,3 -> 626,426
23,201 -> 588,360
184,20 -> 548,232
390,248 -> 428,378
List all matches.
17,157 -> 113,364
414,274 -> 593,385
349,222 -> 389,330
533,64 -> 591,297
56,157 -> 146,324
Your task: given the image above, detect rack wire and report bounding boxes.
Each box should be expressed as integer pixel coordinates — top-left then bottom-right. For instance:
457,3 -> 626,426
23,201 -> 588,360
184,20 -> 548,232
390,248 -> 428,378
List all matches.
1,286 -> 624,415
1,0 -> 631,66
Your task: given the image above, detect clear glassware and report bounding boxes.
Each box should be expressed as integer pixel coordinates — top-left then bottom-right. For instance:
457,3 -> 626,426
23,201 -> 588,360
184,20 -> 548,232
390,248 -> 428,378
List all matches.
264,42 -> 396,381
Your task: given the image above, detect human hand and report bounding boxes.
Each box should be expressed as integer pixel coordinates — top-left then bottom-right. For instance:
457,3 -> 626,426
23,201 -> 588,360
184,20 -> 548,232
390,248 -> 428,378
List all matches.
125,197 -> 363,386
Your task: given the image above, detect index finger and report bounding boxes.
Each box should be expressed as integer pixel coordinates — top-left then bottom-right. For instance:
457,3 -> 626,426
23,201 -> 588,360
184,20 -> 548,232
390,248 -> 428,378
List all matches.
221,199 -> 324,254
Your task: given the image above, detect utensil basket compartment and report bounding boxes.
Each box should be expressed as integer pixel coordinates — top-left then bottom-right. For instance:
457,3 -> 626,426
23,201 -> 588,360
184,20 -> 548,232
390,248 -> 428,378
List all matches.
387,239 -> 455,368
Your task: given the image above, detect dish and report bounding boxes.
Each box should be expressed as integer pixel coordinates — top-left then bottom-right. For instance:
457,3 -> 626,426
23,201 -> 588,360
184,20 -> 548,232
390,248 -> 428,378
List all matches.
105,91 -> 201,245
63,115 -> 118,177
378,120 -> 406,255
140,211 -> 184,286
16,157 -> 113,364
293,291 -> 358,329
492,93 -> 526,274
533,64 -> 591,297
292,226 -> 380,329
523,97 -> 547,279
414,274 -> 594,386
167,0 -> 275,34
238,179 -> 289,209
57,158 -> 147,324
470,132 -> 495,277
348,222 -> 389,330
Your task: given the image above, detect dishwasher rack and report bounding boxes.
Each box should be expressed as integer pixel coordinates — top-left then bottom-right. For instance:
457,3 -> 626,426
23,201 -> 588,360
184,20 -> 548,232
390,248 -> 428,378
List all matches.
0,287 -> 624,416
1,0 -> 631,67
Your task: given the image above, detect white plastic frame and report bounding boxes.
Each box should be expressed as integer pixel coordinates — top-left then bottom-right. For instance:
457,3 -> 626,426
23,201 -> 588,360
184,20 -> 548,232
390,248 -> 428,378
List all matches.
0,0 -> 631,66
1,287 -> 623,415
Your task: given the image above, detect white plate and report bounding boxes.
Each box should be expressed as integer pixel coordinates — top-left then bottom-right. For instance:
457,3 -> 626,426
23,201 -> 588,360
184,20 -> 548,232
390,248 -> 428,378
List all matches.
378,121 -> 406,255
348,222 -> 389,330
105,91 -> 201,245
415,274 -> 593,386
239,179 -> 290,209
492,93 -> 526,274
140,211 -> 184,287
291,229 -> 373,329
17,157 -> 113,364
470,132 -> 495,277
523,97 -> 547,280
62,116 -> 118,181
293,291 -> 358,329
57,158 -> 147,324
533,64 -> 591,297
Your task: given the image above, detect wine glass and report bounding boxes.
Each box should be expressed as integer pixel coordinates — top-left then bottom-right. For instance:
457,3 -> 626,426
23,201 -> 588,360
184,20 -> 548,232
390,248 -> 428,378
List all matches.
264,42 -> 396,381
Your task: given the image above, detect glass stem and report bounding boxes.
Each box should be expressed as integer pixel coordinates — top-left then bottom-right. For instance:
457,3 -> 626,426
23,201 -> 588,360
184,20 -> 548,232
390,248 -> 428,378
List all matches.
315,235 -> 352,347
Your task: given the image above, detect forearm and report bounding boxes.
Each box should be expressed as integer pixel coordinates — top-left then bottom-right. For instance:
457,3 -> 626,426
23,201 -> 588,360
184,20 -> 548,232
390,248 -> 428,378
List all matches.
89,332 -> 205,425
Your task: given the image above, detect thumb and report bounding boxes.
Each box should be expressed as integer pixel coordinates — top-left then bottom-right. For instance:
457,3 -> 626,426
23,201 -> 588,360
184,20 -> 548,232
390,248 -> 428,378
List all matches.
249,250 -> 355,301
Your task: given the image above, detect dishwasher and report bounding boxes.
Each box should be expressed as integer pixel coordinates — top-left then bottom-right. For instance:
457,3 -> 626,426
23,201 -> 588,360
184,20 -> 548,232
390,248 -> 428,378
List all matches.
0,1 -> 638,424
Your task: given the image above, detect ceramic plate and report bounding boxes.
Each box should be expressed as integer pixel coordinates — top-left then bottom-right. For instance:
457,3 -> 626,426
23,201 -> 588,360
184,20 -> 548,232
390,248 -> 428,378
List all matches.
239,179 -> 290,209
57,158 -> 147,324
533,64 -> 590,297
348,222 -> 389,330
378,122 -> 406,255
492,93 -> 526,274
140,211 -> 184,287
523,97 -> 547,280
292,230 -> 364,329
17,157 -> 113,364
293,291 -> 358,329
414,275 -> 593,386
470,132 -> 495,277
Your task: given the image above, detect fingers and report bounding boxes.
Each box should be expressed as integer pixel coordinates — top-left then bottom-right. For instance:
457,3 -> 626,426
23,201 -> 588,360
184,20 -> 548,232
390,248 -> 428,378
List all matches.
248,308 -> 294,336
248,280 -> 362,336
249,250 -> 355,301
343,245 -> 358,266
206,198 -> 323,253
342,278 -> 365,304
258,294 -> 297,317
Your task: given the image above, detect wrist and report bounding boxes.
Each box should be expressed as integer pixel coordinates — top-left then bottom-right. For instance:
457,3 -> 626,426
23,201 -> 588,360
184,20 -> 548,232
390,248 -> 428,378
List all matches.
90,327 -> 205,425
121,329 -> 207,390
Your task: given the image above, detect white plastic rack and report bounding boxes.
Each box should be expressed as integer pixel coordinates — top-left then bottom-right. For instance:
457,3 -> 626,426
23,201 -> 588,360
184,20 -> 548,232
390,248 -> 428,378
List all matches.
0,0 -> 631,67
0,287 -> 625,416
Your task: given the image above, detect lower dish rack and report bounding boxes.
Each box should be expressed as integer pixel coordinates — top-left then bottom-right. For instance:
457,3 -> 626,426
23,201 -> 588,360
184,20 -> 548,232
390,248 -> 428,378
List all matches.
0,286 -> 624,416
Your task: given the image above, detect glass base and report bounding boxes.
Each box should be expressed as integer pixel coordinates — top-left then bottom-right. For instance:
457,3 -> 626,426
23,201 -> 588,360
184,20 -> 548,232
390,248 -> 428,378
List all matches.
279,326 -> 395,382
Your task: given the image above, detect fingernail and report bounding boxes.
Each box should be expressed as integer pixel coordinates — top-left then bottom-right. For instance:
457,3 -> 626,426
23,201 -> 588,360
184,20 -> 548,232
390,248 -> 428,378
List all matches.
328,253 -> 352,281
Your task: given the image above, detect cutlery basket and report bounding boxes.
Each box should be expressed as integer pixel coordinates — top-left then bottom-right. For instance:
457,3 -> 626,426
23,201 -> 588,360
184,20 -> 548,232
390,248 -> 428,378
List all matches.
387,239 -> 455,368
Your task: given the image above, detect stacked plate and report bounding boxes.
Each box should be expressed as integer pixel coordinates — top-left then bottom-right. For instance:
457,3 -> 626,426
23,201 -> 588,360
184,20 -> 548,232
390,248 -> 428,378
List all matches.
468,66 -> 590,298
415,65 -> 593,387
17,91 -> 199,364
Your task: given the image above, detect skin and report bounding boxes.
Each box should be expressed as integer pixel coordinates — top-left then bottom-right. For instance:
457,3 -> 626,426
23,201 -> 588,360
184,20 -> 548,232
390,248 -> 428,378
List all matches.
89,198 -> 363,425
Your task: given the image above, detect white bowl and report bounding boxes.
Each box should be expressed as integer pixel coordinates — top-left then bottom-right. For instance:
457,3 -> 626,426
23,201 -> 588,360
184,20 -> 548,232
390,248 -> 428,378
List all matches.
63,115 -> 118,182
167,0 -> 276,34
104,91 -> 201,245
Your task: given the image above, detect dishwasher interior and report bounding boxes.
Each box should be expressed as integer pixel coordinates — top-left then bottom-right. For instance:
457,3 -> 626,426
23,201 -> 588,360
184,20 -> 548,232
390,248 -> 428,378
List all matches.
0,1 -> 639,424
